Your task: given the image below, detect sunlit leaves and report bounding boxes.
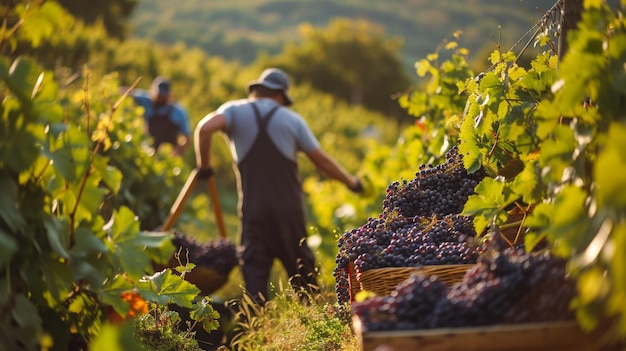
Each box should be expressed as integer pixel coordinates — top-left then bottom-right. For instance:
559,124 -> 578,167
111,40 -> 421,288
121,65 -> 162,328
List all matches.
549,185 -> 589,254
137,270 -> 200,308
92,157 -> 123,195
15,2 -> 72,48
594,123 -> 626,208
105,207 -> 151,281
538,125 -> 577,182
464,180 -> 503,234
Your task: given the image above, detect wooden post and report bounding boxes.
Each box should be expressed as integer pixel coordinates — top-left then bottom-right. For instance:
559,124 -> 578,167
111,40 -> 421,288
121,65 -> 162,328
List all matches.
558,0 -> 584,61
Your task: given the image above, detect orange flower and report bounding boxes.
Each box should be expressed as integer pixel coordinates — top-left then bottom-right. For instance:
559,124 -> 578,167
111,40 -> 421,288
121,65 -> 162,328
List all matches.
108,291 -> 149,324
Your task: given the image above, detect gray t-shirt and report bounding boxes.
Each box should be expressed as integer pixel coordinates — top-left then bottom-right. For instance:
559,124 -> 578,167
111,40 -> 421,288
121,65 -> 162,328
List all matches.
216,98 -> 320,163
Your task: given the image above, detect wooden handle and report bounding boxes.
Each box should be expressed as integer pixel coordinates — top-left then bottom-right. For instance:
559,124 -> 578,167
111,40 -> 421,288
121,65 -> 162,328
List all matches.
161,169 -> 198,231
206,177 -> 227,238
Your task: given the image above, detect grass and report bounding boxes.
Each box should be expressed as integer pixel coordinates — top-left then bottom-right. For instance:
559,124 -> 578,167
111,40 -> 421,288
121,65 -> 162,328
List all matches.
219,282 -> 359,351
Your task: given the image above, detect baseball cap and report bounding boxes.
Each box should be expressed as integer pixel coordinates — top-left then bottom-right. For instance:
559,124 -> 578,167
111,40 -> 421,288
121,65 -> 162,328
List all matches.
151,76 -> 171,96
246,68 -> 293,106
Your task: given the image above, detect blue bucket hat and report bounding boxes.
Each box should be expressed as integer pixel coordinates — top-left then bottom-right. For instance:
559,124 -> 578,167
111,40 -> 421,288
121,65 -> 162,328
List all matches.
247,68 -> 293,106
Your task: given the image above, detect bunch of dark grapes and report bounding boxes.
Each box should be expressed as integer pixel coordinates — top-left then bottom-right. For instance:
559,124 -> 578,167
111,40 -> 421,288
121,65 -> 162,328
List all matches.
334,213 -> 481,303
334,216 -> 395,303
171,231 -> 239,276
352,249 -> 576,331
382,145 -> 486,219
430,248 -> 576,328
352,274 -> 447,331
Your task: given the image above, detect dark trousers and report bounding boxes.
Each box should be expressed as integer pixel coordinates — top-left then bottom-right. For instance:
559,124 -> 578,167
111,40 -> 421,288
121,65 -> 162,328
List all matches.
240,218 -> 318,303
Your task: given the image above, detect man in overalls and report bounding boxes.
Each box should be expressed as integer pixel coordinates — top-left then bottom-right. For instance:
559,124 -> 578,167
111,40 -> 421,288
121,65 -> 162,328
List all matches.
131,77 -> 191,155
194,68 -> 364,303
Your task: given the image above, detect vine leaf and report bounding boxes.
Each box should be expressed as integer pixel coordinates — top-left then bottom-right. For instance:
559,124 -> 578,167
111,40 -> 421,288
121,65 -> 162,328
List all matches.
0,230 -> 18,270
463,177 -> 506,234
0,172 -> 25,232
43,216 -> 70,259
594,124 -> 626,207
92,156 -> 123,195
107,207 -> 153,281
138,269 -> 200,308
13,294 -> 42,327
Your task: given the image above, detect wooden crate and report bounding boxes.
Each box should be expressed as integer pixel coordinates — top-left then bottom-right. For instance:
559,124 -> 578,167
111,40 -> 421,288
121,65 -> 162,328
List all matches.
353,317 -> 622,351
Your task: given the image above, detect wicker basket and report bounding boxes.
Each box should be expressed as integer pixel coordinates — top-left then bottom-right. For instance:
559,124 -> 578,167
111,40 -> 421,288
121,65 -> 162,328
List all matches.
350,264 -> 472,298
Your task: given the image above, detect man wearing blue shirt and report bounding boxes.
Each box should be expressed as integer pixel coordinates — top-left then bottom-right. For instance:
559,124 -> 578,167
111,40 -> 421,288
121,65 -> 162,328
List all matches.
131,77 -> 191,155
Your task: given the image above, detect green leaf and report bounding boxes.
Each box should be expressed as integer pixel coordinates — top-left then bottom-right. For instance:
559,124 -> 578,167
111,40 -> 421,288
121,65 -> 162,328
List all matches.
191,297 -> 221,332
6,57 -> 41,105
137,270 -> 200,308
480,72 -> 504,98
46,146 -> 77,182
100,275 -> 135,315
594,123 -> 626,207
462,178 -> 506,233
73,226 -> 109,255
538,125 -> 576,181
108,206 -> 140,243
43,216 -> 70,259
524,231 -> 547,252
0,172 -> 25,232
134,231 -> 176,265
543,186 -> 589,257
0,229 -> 18,270
106,207 -> 159,281
510,157 -> 541,205
39,256 -> 74,306
89,320 -> 145,351
64,172 -> 106,225
0,103 -> 42,172
12,294 -> 42,327
17,2 -> 72,48
92,156 -> 123,195
608,223 -> 626,323
459,118 -> 483,173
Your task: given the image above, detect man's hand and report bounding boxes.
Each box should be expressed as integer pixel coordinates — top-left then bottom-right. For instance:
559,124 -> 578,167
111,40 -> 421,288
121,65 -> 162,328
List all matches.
348,178 -> 364,193
197,167 -> 214,180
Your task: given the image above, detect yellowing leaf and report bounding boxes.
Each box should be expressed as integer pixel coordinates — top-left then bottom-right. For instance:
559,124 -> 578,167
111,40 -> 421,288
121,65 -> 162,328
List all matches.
577,267 -> 609,304
445,41 -> 458,50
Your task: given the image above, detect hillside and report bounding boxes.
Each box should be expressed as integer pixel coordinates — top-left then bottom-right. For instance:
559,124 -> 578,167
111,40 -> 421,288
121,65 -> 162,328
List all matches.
129,0 -> 554,75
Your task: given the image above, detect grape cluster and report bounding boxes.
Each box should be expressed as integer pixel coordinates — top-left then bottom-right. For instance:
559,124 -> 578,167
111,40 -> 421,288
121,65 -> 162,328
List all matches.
334,145 -> 486,304
171,231 -> 239,276
334,213 -> 481,303
382,145 -> 486,218
353,249 -> 576,331
352,274 -> 447,331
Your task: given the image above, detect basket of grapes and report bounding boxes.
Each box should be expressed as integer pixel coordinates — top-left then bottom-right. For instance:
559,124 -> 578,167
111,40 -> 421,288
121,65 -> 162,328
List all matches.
341,213 -> 481,300
153,231 -> 239,296
334,145 -> 487,303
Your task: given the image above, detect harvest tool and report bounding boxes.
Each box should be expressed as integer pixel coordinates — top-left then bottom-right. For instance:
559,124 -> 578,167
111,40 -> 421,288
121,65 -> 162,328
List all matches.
156,169 -> 234,295
162,168 -> 227,238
